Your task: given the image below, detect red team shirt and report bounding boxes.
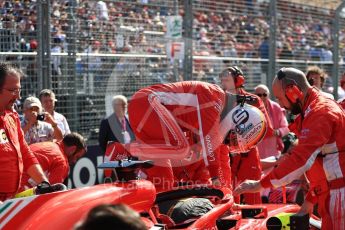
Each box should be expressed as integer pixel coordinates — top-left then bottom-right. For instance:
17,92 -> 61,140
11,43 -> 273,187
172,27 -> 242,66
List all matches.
0,111 -> 38,199
20,141 -> 69,190
261,88 -> 345,229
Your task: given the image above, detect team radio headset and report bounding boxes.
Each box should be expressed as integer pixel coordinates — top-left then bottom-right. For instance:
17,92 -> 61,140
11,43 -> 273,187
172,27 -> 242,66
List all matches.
277,68 -> 305,136
278,68 -> 345,158
223,66 -> 245,89
277,68 -> 304,106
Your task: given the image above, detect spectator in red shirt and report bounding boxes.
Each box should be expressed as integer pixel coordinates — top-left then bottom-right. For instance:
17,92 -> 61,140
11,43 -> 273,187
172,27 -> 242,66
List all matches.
20,132 -> 87,190
0,62 -> 48,201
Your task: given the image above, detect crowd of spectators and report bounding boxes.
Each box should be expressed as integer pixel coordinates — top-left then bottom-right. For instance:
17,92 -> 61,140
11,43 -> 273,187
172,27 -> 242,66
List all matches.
0,0 -> 169,55
192,0 -> 337,61
0,0 -> 343,61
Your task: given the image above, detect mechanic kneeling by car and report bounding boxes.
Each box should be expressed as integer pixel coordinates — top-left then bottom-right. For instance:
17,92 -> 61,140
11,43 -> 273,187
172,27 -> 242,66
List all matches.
19,132 -> 87,191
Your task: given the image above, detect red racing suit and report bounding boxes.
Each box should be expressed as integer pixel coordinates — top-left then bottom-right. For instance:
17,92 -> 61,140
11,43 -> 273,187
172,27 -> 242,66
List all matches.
260,88 -> 345,229
0,110 -> 38,201
127,81 -> 228,192
104,141 -> 231,189
230,89 -> 274,204
172,159 -> 211,186
20,141 -> 69,191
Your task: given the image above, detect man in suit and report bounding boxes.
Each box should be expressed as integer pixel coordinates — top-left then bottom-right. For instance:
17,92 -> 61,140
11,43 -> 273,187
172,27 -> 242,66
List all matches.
98,95 -> 135,155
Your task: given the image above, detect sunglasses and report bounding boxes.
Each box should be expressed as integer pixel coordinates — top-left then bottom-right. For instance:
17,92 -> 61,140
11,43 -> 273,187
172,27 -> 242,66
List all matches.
256,93 -> 268,97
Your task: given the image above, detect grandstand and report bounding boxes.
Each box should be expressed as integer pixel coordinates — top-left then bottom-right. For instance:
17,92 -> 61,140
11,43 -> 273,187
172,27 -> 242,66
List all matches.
289,0 -> 341,9
1,0 -> 344,143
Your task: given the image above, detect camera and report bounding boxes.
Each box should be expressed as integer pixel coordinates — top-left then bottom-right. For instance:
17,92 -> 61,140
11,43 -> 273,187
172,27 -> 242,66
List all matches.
37,114 -> 45,121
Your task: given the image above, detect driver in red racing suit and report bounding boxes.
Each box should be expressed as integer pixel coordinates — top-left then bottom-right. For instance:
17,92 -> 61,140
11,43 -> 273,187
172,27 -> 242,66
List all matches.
125,81 -> 266,192
234,67 -> 345,230
104,138 -> 227,188
127,81 -> 227,192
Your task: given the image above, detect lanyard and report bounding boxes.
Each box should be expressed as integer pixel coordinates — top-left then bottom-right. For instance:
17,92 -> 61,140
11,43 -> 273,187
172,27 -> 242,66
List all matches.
121,118 -> 126,132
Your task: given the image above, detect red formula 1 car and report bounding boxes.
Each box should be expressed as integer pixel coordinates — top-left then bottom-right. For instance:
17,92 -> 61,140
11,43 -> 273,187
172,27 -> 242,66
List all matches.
0,160 -> 321,230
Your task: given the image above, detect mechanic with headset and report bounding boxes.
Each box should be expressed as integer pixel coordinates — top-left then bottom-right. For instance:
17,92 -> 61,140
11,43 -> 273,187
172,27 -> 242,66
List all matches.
234,67 -> 345,229
219,66 -> 274,204
124,81 -> 267,192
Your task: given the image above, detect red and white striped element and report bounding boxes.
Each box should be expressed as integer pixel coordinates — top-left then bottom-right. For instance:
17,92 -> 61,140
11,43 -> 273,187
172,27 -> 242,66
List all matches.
0,196 -> 36,228
330,188 -> 345,229
127,81 -> 226,178
128,92 -> 192,161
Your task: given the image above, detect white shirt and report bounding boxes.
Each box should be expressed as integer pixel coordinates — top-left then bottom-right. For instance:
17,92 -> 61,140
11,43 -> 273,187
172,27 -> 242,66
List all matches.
53,111 -> 71,136
338,86 -> 345,100
96,1 -> 108,20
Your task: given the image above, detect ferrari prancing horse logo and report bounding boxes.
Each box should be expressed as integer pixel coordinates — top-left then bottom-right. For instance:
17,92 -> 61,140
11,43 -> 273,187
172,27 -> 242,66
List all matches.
0,129 -> 9,144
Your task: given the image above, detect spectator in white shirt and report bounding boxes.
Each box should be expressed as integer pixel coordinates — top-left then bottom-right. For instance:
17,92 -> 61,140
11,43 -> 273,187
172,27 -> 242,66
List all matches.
39,89 -> 71,136
21,96 -> 63,144
96,1 -> 109,21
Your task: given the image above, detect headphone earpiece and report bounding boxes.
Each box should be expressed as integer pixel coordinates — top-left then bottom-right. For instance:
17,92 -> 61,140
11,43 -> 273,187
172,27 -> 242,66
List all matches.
235,74 -> 245,88
285,84 -> 303,103
228,66 -> 245,88
277,68 -> 304,104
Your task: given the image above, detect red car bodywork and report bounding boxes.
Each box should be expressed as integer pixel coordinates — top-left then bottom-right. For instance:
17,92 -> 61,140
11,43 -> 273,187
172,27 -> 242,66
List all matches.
0,180 -> 156,230
0,162 -> 320,230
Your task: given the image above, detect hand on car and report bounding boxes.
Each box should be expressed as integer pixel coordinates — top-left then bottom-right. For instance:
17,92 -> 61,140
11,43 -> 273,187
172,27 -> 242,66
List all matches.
297,200 -> 313,216
233,180 -> 263,196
